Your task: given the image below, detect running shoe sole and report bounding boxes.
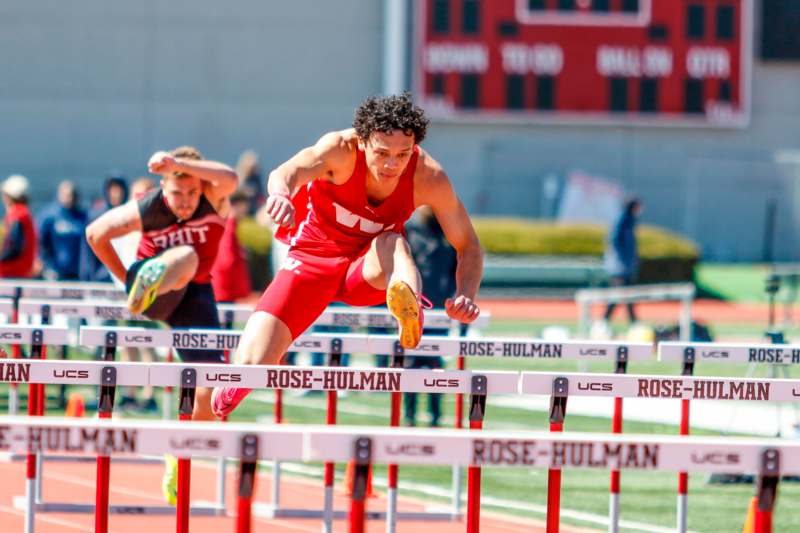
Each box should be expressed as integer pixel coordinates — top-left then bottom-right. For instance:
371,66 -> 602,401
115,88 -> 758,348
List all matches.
386,281 -> 421,349
127,259 -> 167,315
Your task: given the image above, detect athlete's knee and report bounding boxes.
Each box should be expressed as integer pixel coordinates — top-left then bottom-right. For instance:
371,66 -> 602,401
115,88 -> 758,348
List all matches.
374,231 -> 409,258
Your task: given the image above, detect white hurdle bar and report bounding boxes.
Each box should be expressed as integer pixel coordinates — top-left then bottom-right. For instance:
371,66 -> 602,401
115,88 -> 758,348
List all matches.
18,297 -> 490,329
658,340 -> 799,533
7,357 -> 799,533
76,328 -> 651,532
0,415 -> 790,533
575,283 -> 695,341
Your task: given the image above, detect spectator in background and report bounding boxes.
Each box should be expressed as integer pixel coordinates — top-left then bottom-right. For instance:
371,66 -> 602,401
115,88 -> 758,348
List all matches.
211,191 -> 252,303
38,180 -> 87,280
402,206 -> 458,427
80,175 -> 128,282
0,175 -> 36,278
603,197 -> 643,324
236,150 -> 265,215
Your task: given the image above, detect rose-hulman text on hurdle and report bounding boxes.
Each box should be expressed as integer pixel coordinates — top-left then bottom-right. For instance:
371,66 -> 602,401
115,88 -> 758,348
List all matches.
658,341 -> 800,533
4,352 -> 799,532
2,323 -> 649,533
3,322 -> 796,532
0,416 -> 790,533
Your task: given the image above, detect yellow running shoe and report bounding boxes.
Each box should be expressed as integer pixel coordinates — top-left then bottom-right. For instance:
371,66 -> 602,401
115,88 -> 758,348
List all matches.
386,281 -> 432,349
127,258 -> 167,315
161,453 -> 178,506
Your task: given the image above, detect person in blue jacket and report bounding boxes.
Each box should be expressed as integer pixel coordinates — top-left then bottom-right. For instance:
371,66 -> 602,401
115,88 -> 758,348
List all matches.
38,180 -> 87,280
79,175 -> 128,282
603,197 -> 643,322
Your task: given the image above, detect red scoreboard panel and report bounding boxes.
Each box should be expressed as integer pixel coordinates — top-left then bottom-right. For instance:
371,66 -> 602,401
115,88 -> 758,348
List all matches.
414,0 -> 751,127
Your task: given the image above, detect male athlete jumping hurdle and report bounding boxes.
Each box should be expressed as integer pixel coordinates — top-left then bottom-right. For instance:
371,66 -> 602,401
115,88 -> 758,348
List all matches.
212,93 -> 483,417
86,146 -> 237,503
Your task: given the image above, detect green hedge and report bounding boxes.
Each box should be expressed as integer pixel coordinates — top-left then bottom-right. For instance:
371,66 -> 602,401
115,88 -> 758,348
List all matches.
236,216 -> 701,285
473,218 -> 700,283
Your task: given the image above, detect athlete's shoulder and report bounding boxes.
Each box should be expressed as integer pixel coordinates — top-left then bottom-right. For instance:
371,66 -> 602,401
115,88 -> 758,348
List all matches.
414,147 -> 448,185
312,129 -> 359,183
413,148 -> 455,206
315,129 -> 358,157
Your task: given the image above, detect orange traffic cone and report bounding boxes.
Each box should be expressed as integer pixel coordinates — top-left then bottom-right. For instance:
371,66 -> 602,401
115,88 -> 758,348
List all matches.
741,496 -> 757,533
343,459 -> 375,498
65,392 -> 85,418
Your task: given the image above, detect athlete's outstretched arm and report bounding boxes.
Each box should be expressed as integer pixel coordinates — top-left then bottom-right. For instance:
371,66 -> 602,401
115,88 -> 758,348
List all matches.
265,131 -> 354,228
85,201 -> 142,283
148,152 -> 238,199
416,159 -> 483,323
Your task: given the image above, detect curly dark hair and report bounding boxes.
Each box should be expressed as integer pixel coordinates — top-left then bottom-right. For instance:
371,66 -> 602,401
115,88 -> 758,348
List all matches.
353,92 -> 429,144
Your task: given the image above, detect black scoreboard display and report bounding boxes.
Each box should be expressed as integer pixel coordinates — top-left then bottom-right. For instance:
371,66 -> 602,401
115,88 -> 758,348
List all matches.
414,0 -> 751,127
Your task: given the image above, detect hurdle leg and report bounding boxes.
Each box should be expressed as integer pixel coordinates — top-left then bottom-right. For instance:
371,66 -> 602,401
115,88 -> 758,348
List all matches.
386,391 -> 401,533
677,399 -> 690,533
9,343 -> 20,415
451,353 -> 465,516
24,378 -> 39,533
235,435 -> 259,533
34,340 -> 47,504
163,349 -> 174,419
176,369 -> 197,533
349,438 -> 372,533
609,349 -> 628,533
546,378 -> 568,533
323,388 -> 338,533
95,367 -> 117,533
608,397 -> 623,533
754,448 -> 780,533
270,360 -> 284,512
466,375 -> 487,533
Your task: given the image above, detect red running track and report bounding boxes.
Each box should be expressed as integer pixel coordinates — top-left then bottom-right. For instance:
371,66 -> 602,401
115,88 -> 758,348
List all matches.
0,458 -> 596,533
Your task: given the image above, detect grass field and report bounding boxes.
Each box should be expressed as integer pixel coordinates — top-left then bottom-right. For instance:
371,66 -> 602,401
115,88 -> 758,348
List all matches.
6,312 -> 800,533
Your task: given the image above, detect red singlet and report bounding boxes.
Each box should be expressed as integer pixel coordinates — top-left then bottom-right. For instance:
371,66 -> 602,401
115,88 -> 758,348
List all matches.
257,146 -> 419,338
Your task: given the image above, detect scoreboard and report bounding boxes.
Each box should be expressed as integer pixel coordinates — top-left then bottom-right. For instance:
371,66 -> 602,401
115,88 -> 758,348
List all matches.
414,0 -> 751,127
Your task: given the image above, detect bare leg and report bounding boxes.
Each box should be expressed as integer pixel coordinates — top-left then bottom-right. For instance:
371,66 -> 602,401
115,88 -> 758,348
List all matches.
155,245 -> 199,295
360,232 -> 421,292
210,311 -> 294,418
193,387 -> 215,421
234,311 -> 294,366
360,232 -> 425,348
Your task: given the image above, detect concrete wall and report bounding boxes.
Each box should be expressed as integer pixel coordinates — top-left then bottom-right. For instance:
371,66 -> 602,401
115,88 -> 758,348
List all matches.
0,0 -> 797,261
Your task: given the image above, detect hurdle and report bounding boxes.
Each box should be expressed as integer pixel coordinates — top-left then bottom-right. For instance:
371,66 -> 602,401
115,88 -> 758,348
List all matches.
77,326 -> 650,531
10,353 -> 798,532
659,339 -> 800,533
0,298 -> 21,414
0,415 -> 793,533
575,282 -> 696,340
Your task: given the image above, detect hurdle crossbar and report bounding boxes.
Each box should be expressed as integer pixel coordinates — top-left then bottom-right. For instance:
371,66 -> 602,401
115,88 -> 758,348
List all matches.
576,283 -> 695,341
0,416 -> 790,533
19,298 -> 491,329
79,326 -> 651,360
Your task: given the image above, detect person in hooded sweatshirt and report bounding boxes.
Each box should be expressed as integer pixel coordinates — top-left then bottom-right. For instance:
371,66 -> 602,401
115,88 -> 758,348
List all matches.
80,175 -> 128,282
38,180 -> 87,280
